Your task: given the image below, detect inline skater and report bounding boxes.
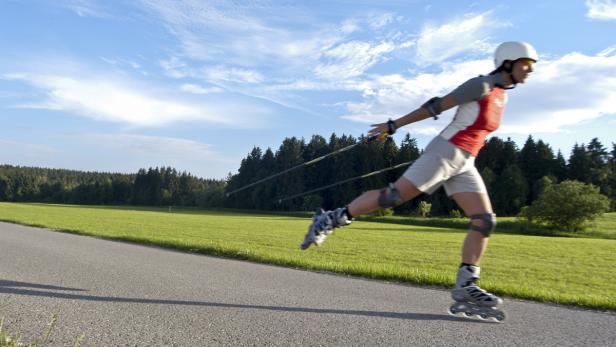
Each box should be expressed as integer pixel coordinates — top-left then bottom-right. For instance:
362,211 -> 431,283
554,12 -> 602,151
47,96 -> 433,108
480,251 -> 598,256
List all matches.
300,41 -> 538,321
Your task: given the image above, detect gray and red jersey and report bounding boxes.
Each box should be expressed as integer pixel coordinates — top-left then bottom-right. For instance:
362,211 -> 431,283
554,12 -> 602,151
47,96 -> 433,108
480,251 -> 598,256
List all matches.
439,74 -> 508,157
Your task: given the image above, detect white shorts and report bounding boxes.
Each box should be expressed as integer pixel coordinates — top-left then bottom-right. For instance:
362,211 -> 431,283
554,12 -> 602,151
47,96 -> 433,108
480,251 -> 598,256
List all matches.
402,136 -> 487,196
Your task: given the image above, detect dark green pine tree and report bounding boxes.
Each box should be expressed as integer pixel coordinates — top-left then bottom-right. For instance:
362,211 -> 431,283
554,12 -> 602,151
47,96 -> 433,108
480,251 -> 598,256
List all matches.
586,138 -> 610,196
111,176 -> 132,204
301,135 -> 330,210
274,137 -> 305,210
147,168 -> 163,206
568,143 -> 592,182
324,134 -> 358,209
225,146 -> 263,209
609,143 -> 616,209
0,174 -> 13,201
476,137 -> 507,175
480,167 -> 496,193
492,164 -> 528,215
526,139 -> 557,202
554,150 -> 568,182
132,168 -> 149,205
252,148 -> 277,210
382,136 -> 400,183
518,135 -> 537,178
397,133 -> 421,163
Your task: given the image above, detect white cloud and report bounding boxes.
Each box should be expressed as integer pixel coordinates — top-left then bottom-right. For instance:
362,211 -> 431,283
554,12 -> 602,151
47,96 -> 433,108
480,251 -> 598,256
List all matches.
339,50 -> 616,137
586,0 -> 616,20
415,12 -> 501,65
3,72 -> 268,127
180,84 -> 223,94
502,51 -> 616,134
341,59 -> 491,125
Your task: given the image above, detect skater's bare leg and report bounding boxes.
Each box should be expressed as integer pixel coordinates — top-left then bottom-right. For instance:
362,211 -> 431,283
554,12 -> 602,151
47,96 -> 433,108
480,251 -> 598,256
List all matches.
451,192 -> 493,265
347,177 -> 422,217
449,191 -> 503,317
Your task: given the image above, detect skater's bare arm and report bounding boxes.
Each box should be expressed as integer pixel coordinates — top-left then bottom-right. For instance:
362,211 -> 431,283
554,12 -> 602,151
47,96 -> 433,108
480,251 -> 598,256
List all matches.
368,94 -> 458,138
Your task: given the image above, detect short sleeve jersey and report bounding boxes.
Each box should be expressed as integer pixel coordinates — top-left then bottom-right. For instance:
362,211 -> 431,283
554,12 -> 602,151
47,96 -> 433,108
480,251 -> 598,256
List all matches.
439,74 -> 507,156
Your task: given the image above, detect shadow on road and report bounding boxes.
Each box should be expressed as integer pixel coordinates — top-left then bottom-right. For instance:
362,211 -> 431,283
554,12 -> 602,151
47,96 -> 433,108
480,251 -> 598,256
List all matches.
0,279 -> 86,292
0,282 -> 482,323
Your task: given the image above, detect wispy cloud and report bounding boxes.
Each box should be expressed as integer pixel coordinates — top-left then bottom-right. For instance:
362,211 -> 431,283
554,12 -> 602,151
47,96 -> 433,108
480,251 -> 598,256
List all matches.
82,133 -> 217,158
77,133 -> 236,177
57,0 -> 109,18
0,138 -> 59,157
202,66 -> 264,84
315,41 -> 396,79
415,12 -> 502,65
598,45 -> 616,56
138,0 -> 341,68
0,134 -> 235,178
140,0 -> 403,79
3,71 -> 267,127
586,0 -> 616,20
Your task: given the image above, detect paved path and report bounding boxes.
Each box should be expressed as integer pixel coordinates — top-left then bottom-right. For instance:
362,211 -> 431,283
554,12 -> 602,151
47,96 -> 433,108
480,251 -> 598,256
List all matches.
0,222 -> 614,346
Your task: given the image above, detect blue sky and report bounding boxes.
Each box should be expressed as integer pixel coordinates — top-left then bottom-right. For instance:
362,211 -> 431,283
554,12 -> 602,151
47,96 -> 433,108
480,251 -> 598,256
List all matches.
1,0 -> 615,179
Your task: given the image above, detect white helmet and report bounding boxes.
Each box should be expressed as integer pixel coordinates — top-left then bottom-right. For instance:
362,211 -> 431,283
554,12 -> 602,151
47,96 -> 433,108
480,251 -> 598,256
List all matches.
494,41 -> 538,68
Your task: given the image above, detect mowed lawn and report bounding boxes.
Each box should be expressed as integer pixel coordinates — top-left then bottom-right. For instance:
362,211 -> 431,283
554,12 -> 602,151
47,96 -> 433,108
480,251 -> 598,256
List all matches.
1,202 -> 615,311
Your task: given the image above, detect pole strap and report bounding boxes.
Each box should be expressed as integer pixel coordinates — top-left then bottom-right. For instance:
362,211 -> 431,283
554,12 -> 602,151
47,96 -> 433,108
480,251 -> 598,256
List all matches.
275,160 -> 414,204
225,134 -> 384,197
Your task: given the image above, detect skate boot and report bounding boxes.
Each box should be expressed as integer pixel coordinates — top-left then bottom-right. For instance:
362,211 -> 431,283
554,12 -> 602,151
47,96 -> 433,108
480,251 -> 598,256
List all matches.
448,265 -> 506,322
300,207 -> 351,250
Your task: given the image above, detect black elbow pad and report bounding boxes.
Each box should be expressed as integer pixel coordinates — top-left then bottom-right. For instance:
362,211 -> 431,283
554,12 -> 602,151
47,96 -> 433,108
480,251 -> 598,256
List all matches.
421,97 -> 443,120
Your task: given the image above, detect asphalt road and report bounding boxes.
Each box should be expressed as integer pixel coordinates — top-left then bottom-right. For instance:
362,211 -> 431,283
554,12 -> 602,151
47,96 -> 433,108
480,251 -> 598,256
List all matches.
0,222 -> 614,346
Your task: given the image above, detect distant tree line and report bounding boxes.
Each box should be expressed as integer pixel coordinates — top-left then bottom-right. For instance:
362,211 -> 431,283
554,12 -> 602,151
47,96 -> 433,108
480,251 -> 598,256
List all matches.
225,134 -> 616,216
0,166 -> 225,208
1,134 -> 615,216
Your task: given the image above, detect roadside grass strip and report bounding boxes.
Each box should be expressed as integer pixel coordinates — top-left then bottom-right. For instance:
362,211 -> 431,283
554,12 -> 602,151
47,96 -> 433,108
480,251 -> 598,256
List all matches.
1,203 -> 615,311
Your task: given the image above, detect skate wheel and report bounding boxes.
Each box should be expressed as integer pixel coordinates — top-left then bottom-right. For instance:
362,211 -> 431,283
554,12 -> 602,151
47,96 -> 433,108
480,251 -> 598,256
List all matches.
464,311 -> 473,317
448,306 -> 458,315
494,312 -> 506,322
479,313 -> 488,320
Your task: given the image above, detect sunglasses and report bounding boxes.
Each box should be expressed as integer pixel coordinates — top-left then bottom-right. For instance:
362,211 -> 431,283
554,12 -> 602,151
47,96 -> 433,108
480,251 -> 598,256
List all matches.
516,58 -> 536,66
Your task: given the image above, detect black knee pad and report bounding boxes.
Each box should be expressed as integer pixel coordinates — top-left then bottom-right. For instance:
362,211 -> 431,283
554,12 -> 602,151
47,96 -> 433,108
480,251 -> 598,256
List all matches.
469,213 -> 496,237
378,183 -> 402,208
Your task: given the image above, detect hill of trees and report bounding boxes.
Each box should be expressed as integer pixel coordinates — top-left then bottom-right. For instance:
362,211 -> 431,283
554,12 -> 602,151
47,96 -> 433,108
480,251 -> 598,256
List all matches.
0,166 -> 224,208
1,134 -> 615,216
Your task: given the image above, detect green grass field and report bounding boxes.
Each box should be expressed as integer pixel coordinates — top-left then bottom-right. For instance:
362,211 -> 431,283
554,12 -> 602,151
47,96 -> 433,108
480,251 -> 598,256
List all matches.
1,202 -> 615,311
359,213 -> 616,239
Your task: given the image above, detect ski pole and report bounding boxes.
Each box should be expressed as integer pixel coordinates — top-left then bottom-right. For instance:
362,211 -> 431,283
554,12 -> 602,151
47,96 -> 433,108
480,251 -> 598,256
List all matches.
225,133 -> 388,197
274,159 -> 414,204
